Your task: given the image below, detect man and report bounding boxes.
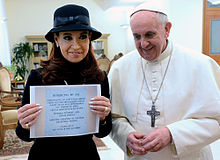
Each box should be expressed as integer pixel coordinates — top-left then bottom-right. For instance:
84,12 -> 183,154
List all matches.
108,1 -> 220,160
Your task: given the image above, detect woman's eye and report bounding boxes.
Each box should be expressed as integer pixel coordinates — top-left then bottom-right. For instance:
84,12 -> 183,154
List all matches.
63,36 -> 72,40
79,34 -> 88,40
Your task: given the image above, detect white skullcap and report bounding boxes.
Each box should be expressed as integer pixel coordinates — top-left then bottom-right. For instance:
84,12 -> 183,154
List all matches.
131,0 -> 168,17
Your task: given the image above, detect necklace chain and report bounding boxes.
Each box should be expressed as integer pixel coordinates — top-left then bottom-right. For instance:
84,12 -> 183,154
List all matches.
140,53 -> 172,104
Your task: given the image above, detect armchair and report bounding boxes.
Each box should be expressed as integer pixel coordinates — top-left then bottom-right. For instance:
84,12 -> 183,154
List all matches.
0,67 -> 22,149
0,109 -> 18,149
0,67 -> 22,111
107,52 -> 123,73
97,54 -> 110,73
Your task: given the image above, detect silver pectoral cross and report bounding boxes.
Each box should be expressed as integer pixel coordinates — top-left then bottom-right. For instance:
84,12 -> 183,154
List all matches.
147,102 -> 160,127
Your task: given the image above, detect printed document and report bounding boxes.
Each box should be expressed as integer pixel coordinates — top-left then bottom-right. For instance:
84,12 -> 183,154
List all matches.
30,84 -> 100,138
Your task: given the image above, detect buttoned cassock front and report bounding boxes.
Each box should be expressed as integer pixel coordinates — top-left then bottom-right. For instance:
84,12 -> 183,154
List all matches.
108,41 -> 220,160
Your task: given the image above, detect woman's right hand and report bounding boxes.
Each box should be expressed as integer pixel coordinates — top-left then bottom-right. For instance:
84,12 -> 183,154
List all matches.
17,103 -> 42,129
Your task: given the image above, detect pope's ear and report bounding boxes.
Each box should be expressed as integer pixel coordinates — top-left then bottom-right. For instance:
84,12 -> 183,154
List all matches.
165,22 -> 172,38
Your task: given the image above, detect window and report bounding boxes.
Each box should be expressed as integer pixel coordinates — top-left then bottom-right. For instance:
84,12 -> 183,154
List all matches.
203,0 -> 220,64
0,0 -> 11,66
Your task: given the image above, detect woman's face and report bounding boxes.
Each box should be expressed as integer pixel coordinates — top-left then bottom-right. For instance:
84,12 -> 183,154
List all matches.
54,30 -> 91,63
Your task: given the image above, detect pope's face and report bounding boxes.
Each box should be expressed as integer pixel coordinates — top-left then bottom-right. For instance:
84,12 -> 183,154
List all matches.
130,11 -> 171,61
54,30 -> 91,63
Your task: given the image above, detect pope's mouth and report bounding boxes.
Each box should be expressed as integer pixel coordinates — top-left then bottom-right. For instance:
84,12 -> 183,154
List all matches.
144,46 -> 154,52
146,46 -> 154,51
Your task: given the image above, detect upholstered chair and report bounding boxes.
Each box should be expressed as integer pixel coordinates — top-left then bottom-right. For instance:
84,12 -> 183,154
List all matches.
0,109 -> 18,149
0,67 -> 22,111
0,67 -> 22,149
97,54 -> 110,73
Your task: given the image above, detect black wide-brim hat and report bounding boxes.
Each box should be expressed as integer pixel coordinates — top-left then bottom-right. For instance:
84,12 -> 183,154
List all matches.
45,4 -> 102,42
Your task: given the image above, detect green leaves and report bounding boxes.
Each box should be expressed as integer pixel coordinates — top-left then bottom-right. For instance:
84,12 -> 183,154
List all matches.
12,42 -> 33,80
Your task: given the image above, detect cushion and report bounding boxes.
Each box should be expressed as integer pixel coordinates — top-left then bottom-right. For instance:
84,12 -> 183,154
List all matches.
1,110 -> 18,125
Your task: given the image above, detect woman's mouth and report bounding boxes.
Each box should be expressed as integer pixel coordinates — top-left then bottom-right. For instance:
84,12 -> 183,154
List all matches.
69,52 -> 80,55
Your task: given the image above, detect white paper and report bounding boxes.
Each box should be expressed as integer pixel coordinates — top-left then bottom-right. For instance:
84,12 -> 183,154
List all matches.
30,84 -> 101,138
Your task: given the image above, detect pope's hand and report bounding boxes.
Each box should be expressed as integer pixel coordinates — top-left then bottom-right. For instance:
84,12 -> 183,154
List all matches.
141,127 -> 172,152
17,103 -> 42,129
126,132 -> 147,155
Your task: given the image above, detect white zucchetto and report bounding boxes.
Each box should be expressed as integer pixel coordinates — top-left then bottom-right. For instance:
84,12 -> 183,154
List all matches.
131,0 -> 168,17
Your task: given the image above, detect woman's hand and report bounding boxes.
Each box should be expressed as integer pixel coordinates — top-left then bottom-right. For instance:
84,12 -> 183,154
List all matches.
89,96 -> 111,121
17,103 -> 42,129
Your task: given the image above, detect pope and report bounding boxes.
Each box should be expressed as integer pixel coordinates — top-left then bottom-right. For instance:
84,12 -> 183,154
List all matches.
108,1 -> 220,160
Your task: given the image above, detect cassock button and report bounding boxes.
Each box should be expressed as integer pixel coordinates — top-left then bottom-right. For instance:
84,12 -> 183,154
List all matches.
153,89 -> 157,92
172,155 -> 178,159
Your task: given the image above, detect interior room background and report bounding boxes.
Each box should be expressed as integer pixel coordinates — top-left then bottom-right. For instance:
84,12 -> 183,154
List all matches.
3,0 -> 203,63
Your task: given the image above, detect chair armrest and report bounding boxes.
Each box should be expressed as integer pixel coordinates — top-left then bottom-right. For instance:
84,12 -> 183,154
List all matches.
0,90 -> 22,108
0,96 -> 21,107
11,86 -> 24,91
0,90 -> 22,95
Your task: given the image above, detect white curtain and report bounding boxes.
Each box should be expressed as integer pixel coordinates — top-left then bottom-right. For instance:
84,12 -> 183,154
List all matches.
0,0 -> 11,66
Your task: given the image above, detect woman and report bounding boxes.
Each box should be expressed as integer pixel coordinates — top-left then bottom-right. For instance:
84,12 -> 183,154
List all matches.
16,4 -> 112,160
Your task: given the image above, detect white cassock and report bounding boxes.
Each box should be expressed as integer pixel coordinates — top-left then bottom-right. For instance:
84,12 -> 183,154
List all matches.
108,40 -> 220,160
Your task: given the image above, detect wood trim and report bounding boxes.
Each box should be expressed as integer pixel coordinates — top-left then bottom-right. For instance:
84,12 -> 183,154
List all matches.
202,0 -> 207,54
25,35 -> 47,41
100,34 -> 110,39
203,0 -> 220,65
204,15 -> 220,55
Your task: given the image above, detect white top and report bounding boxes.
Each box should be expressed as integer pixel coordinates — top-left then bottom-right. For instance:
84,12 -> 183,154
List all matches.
130,0 -> 168,16
108,40 -> 220,160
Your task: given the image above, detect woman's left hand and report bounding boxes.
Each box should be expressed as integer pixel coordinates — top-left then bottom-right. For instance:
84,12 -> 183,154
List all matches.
89,96 -> 111,121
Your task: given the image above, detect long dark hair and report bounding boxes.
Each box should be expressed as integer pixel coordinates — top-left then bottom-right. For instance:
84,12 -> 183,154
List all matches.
40,42 -> 105,85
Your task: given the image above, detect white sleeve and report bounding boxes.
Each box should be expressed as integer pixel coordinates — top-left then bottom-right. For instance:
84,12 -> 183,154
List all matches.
111,116 -> 136,154
167,101 -> 220,157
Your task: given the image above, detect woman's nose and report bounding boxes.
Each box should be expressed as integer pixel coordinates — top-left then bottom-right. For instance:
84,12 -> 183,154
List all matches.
70,39 -> 80,49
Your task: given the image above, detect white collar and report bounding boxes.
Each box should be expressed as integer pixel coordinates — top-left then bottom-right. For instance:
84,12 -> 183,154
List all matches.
143,40 -> 173,64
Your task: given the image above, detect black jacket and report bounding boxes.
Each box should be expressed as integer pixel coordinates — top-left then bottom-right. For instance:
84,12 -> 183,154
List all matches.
16,69 -> 112,160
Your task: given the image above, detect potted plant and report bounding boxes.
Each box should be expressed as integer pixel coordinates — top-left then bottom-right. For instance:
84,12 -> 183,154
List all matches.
5,64 -> 17,79
12,42 -> 33,80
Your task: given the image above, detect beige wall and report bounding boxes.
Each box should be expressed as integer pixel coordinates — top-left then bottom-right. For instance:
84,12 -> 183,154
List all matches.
5,0 -> 204,61
4,0 -> 132,60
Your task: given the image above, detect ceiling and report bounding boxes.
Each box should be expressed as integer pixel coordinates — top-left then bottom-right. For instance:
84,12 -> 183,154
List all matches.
94,0 -> 147,10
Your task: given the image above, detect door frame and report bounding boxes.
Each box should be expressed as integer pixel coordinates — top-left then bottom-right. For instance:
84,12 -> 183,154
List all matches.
203,0 -> 220,64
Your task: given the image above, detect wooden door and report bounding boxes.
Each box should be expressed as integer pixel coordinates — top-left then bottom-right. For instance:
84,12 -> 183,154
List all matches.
203,0 -> 220,65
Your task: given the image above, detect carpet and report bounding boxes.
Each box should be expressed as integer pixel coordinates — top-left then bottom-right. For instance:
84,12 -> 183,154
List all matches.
0,130 -> 33,157
0,129 -> 108,158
